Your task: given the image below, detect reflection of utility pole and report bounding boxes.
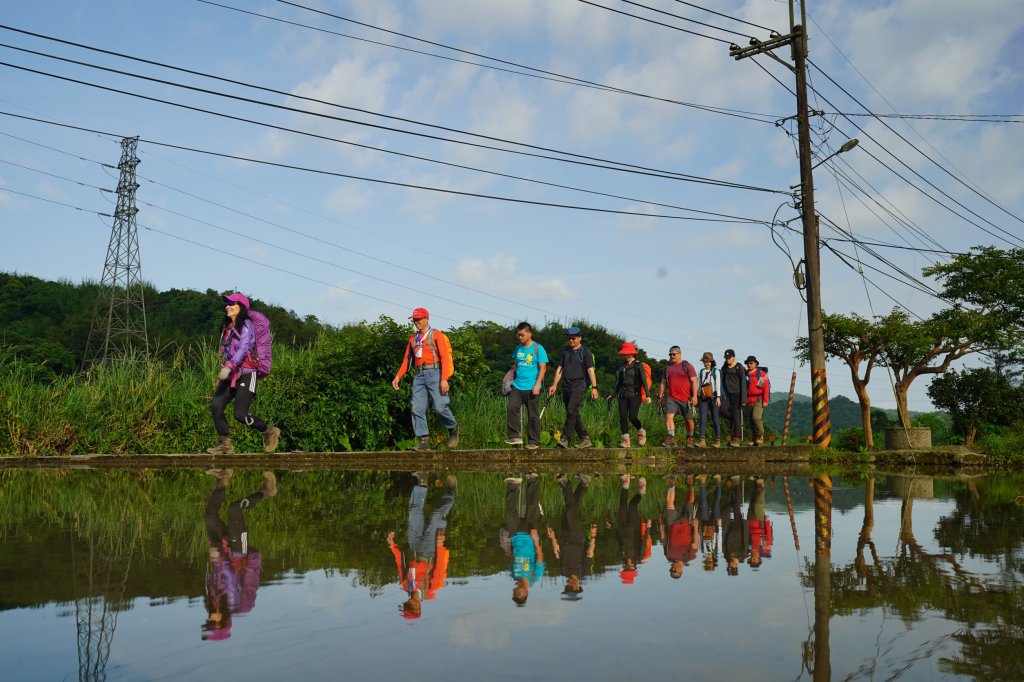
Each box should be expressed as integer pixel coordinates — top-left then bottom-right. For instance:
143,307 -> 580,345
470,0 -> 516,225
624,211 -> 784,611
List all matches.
730,1 -> 843,447
812,476 -> 832,682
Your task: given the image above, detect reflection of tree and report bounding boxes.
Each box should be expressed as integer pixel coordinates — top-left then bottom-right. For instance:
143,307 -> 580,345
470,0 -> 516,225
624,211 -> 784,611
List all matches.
806,475 -> 1024,681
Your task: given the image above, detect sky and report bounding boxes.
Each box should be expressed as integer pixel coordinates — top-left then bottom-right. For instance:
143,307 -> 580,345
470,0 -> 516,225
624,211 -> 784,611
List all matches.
2,0 -> 1023,413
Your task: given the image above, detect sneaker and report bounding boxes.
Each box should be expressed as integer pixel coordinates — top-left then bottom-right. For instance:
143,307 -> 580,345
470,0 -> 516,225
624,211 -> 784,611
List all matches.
695,439 -> 707,448
713,474 -> 722,485
619,434 -> 631,448
728,440 -> 742,448
445,475 -> 458,495
206,436 -> 234,455
412,471 -> 428,486
262,426 -> 281,453
620,473 -> 631,487
414,436 -> 430,451
446,427 -> 460,448
556,438 -> 570,448
637,477 -> 647,495
696,474 -> 707,485
575,437 -> 592,449
664,475 -> 677,488
754,437 -> 764,446
505,477 -> 523,485
525,443 -> 539,450
261,471 -> 277,498
556,473 -> 568,485
577,474 -> 592,486
637,428 -> 647,446
505,437 -> 524,446
713,439 -> 721,448
204,468 -> 233,487
661,435 -> 677,448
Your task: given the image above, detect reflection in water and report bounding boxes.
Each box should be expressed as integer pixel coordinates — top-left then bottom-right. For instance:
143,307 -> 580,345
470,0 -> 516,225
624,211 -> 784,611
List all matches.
388,472 -> 456,618
202,469 -> 277,641
1,469 -> 1023,680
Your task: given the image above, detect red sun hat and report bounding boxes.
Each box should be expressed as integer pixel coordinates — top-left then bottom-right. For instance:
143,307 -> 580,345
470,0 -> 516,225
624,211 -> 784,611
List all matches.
409,307 -> 429,320
618,341 -> 639,355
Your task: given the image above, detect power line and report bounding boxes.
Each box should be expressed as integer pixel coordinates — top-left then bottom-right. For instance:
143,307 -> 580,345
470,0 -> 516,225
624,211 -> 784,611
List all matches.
824,112 -> 1023,123
669,0 -> 776,33
575,0 -> 732,43
193,2 -> 781,124
0,45 -> 782,195
614,0 -> 756,40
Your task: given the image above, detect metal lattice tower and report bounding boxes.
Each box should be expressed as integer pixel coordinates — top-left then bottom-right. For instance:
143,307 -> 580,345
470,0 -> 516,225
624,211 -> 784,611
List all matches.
84,136 -> 149,366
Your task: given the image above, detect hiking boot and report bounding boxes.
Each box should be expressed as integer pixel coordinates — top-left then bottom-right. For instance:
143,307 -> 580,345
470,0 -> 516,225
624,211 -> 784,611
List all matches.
261,471 -> 277,498
556,473 -> 568,485
205,468 -> 233,487
754,437 -> 764,446
619,434 -> 631,448
713,439 -> 721,448
637,428 -> 647,446
414,436 -> 430,451
575,437 -> 592,449
728,440 -> 742,448
412,471 -> 428,486
505,477 -> 523,486
713,474 -> 722,485
620,473 -> 631,488
664,475 -> 677,488
556,438 -> 570,449
505,437 -> 524,446
696,474 -> 707,485
686,435 -> 695,447
446,427 -> 460,448
577,474 -> 592,486
445,475 -> 458,495
695,439 -> 707,448
526,443 -> 539,450
206,436 -> 234,455
637,477 -> 647,495
262,426 -> 281,453
661,435 -> 677,448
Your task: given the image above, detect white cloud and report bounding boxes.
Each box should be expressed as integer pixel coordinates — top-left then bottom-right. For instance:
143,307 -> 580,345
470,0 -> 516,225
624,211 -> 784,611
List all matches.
325,183 -> 371,214
455,254 -> 575,302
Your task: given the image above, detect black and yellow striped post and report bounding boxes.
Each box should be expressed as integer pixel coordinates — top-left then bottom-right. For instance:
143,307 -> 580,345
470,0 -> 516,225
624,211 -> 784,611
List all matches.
811,368 -> 832,447
813,475 -> 832,682
813,475 -> 832,556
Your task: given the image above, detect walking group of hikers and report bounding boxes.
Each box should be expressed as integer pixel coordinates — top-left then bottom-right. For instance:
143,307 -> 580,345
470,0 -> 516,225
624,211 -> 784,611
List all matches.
390,307 -> 772,452
205,298 -> 770,453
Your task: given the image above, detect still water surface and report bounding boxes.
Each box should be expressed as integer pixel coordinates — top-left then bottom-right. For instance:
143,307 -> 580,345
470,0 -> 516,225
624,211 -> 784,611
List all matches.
0,468 -> 1021,681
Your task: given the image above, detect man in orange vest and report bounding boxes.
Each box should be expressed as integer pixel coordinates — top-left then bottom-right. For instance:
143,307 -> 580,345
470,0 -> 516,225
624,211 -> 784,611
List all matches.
392,307 -> 459,451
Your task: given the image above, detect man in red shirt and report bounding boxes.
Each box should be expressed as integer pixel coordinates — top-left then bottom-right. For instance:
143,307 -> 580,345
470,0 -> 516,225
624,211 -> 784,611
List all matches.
743,355 -> 770,446
658,346 -> 698,446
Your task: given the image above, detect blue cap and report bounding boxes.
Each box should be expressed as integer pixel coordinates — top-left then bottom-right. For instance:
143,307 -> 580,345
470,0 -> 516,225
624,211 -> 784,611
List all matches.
566,326 -> 582,336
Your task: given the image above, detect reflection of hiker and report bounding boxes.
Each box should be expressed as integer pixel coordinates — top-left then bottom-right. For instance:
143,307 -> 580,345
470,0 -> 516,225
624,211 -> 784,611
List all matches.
202,469 -> 277,641
719,350 -> 746,447
616,474 -> 650,583
391,308 -> 459,452
698,474 -> 723,572
547,474 -> 596,599
609,343 -> 650,448
746,477 -> 773,568
388,472 -> 457,618
500,474 -> 545,605
208,293 -> 281,455
506,323 -> 548,449
547,327 -> 598,449
660,475 -> 699,580
723,476 -> 749,576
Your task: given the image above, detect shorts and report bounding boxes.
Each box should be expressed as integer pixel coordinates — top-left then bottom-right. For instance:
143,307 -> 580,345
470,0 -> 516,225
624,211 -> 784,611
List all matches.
664,504 -> 696,524
665,397 -> 694,418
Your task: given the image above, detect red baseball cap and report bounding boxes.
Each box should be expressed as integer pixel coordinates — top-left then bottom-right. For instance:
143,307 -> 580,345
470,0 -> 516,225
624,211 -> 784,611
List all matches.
409,307 -> 429,320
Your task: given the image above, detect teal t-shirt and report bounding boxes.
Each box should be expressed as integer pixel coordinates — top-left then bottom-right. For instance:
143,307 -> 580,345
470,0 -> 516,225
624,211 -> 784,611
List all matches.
512,342 -> 548,391
510,532 -> 545,585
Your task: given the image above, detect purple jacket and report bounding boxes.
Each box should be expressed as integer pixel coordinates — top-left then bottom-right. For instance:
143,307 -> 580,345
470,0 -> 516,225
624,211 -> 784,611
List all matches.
220,320 -> 257,371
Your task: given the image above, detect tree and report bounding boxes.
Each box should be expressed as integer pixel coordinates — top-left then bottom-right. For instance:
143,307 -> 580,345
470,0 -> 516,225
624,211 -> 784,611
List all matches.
927,367 -> 1022,446
795,312 -> 886,447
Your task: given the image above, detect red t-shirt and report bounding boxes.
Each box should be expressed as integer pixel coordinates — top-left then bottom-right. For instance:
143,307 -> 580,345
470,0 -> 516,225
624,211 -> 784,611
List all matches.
664,361 -> 697,401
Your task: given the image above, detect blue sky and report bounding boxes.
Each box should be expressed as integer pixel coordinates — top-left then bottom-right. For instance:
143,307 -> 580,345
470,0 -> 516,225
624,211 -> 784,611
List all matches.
2,0 -> 1023,413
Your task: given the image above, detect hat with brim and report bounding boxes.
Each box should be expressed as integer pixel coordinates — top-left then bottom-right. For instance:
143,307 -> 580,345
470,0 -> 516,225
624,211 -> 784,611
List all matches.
222,292 -> 250,310
744,355 -> 758,365
618,341 -> 639,355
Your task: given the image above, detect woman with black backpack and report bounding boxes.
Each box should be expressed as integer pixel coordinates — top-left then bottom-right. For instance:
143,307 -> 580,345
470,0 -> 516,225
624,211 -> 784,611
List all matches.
207,293 -> 281,455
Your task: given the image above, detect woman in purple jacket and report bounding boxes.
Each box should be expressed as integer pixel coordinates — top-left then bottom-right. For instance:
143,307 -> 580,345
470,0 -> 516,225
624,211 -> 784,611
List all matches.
207,293 -> 280,454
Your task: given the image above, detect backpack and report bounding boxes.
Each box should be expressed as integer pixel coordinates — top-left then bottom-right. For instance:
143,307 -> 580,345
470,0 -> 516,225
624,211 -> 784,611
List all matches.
748,367 -> 770,403
639,362 -> 652,401
560,346 -> 593,384
248,311 -> 273,378
407,328 -> 440,373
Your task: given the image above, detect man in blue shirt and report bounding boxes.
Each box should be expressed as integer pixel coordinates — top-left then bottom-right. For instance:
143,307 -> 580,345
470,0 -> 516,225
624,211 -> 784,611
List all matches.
505,322 -> 548,449
500,474 -> 545,605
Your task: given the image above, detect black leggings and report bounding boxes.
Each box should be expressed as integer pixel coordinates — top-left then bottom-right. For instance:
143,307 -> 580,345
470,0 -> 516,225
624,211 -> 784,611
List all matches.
204,485 -> 265,553
211,372 -> 268,437
618,394 -> 642,433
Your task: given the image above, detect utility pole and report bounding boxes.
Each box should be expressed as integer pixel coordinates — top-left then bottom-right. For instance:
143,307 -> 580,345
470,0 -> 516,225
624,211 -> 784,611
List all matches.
730,10 -> 832,447
83,136 -> 149,367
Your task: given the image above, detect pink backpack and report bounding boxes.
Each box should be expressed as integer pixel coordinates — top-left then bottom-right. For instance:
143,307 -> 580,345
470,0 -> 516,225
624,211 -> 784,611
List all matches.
248,311 -> 273,378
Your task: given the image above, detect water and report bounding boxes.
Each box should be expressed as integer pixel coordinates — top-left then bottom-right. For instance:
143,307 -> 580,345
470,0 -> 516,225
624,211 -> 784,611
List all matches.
0,468 -> 1021,681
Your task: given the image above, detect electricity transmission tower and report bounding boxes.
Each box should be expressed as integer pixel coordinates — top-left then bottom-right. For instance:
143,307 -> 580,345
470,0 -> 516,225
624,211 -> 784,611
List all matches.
83,136 -> 149,366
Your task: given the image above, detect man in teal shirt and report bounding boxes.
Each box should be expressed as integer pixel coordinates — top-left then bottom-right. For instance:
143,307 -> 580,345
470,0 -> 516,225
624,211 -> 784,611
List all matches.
505,322 -> 548,448
500,474 -> 545,605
